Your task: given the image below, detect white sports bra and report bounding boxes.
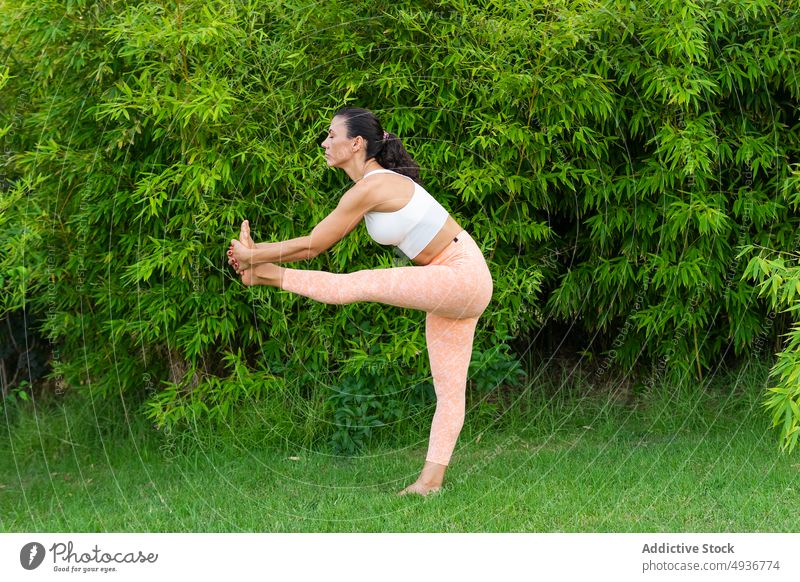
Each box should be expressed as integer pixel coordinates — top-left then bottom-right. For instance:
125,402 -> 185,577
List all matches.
361,169 -> 449,259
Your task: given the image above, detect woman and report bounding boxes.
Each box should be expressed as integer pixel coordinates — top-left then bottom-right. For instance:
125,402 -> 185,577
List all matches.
227,107 -> 493,496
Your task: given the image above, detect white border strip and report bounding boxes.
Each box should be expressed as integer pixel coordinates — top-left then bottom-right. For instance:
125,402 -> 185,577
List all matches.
1,534 -> 797,581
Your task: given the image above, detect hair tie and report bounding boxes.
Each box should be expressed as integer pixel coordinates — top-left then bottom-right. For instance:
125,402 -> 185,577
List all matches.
383,131 -> 389,140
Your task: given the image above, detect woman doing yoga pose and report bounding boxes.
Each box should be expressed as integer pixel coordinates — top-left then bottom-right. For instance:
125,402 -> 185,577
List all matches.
228,107 -> 493,496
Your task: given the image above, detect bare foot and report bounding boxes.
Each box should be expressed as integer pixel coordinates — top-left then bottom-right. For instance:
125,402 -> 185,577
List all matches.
227,219 -> 254,272
397,460 -> 447,496
397,481 -> 442,496
241,263 -> 284,288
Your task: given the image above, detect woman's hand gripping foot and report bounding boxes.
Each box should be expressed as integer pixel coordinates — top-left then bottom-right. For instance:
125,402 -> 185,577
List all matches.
227,220 -> 285,288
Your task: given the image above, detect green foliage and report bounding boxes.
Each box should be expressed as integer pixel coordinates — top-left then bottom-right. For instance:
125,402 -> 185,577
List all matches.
740,235 -> 800,453
325,370 -> 421,455
2,0 -> 800,451
325,342 -> 527,455
0,309 -> 49,403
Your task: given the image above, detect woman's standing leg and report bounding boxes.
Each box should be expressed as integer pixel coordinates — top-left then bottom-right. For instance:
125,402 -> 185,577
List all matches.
425,313 -> 479,465
397,313 -> 479,495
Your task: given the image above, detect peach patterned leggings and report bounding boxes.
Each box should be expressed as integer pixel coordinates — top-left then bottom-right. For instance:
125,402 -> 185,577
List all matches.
279,229 -> 493,465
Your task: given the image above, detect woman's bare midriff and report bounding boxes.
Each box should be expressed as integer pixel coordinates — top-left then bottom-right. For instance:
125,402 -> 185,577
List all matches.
411,216 -> 464,266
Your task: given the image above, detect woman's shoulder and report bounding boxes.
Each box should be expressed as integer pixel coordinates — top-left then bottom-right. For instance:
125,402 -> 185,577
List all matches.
341,177 -> 383,215
363,172 -> 416,209
361,169 -> 415,190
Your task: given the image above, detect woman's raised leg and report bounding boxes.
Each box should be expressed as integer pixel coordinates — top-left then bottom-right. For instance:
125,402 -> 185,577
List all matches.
276,263 -> 487,320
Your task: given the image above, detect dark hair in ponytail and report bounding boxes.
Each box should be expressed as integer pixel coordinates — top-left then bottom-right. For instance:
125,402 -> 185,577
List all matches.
333,107 -> 422,184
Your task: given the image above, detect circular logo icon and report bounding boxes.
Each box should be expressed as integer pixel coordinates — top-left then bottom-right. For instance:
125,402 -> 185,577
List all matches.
20,542 -> 46,570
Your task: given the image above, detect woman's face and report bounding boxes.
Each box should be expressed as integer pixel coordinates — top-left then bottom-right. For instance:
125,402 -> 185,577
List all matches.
321,116 -> 361,168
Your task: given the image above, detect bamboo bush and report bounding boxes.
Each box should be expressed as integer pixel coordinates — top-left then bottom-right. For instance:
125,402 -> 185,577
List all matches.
1,0 -> 799,451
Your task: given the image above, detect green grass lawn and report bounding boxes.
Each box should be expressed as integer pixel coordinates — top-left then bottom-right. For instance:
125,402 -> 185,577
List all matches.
2,362 -> 798,532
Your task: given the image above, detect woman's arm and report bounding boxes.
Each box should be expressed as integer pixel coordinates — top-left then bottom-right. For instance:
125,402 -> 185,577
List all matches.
250,236 -> 315,264
231,182 -> 371,268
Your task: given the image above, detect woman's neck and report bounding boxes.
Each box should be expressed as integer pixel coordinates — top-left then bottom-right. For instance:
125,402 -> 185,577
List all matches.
343,159 -> 383,183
